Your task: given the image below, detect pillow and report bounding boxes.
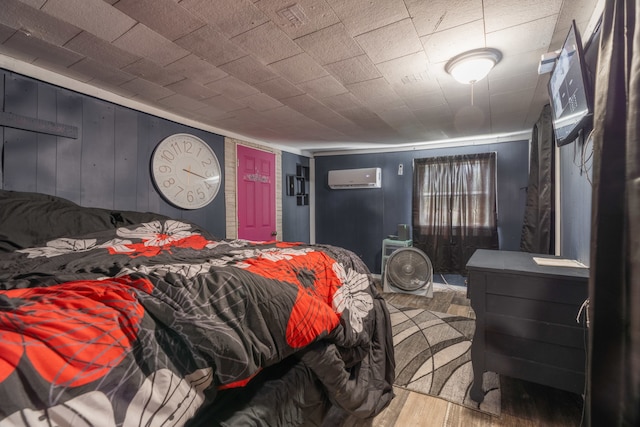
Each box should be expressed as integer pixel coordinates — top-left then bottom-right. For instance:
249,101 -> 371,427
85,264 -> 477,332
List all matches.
0,190 -> 178,251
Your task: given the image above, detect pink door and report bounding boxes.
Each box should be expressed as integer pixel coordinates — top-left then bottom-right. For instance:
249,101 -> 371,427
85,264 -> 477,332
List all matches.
237,145 -> 276,241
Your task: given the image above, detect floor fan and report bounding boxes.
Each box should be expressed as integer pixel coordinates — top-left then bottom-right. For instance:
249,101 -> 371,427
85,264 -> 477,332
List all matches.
383,247 -> 434,298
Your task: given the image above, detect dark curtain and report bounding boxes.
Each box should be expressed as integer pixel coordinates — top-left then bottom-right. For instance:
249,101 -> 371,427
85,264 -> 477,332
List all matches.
520,104 -> 554,254
412,153 -> 498,274
586,0 -> 640,426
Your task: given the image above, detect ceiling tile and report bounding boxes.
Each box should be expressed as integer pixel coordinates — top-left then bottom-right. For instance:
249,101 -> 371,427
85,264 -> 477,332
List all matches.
294,23 -> 363,65
19,0 -> 47,7
1,30 -> 83,66
119,77 -> 174,100
204,75 -> 260,99
156,93 -> 209,112
179,0 -> 268,37
254,0 -> 340,39
0,24 -> 15,44
556,0 -> 601,43
487,17 -> 556,56
487,48 -> 546,81
269,53 -> 328,84
413,104 -> 454,133
450,103 -> 491,135
376,50 -> 429,81
193,105 -> 235,120
231,22 -> 302,64
113,24 -> 189,66
3,0 -> 82,46
282,95 -> 356,131
254,77 -> 304,99
201,94 -> 245,113
489,71 -> 539,96
261,105 -> 311,124
165,79 -> 219,100
490,86 -> 535,116
69,57 -> 134,86
237,92 -> 284,111
392,74 -> 442,100
42,0 -> 135,42
218,55 -> 279,85
406,0 -> 483,37
221,107 -> 273,127
325,54 -> 381,85
175,25 -> 246,66
297,75 -> 347,99
320,92 -> 363,111
377,105 -> 422,127
113,0 -> 204,41
163,54 -> 227,85
345,78 -> 405,111
489,107 -> 529,133
484,0 -> 562,33
89,79 -> 138,98
420,19 -> 485,63
441,77 -> 490,108
403,91 -> 447,110
65,31 -> 139,69
122,58 -> 184,86
325,0 -> 409,37
355,18 -> 423,64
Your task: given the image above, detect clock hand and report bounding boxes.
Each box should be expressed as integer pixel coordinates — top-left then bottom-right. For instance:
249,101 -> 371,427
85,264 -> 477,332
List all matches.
183,168 -> 207,179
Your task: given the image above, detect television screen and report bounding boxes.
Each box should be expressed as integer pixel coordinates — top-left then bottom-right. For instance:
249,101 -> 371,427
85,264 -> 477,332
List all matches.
548,20 -> 592,146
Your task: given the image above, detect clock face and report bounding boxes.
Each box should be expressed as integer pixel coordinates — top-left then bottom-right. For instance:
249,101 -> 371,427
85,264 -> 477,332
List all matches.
150,133 -> 221,209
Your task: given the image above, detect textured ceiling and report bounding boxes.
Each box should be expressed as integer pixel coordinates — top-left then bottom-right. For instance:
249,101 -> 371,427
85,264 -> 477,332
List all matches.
0,0 -> 602,153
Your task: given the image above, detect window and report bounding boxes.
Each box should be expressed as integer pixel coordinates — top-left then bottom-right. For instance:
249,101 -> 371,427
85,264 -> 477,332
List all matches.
412,153 -> 498,273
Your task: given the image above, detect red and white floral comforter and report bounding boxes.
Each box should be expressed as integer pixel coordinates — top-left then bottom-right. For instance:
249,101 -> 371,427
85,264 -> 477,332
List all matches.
0,219 -> 394,426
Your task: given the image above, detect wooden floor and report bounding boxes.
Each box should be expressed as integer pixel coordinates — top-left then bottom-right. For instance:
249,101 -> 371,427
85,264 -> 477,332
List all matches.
363,284 -> 585,427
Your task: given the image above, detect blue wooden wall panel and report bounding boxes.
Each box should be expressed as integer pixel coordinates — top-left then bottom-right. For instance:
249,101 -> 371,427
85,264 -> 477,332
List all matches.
178,127 -> 225,239
114,106 -> 139,211
1,70 -> 227,239
36,83 -> 57,196
81,98 -> 115,208
4,74 -> 38,192
55,90 -> 83,204
4,128 -> 38,192
135,113 -> 153,213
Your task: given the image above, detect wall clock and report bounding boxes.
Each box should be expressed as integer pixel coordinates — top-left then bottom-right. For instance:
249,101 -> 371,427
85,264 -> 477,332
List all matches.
150,133 -> 221,209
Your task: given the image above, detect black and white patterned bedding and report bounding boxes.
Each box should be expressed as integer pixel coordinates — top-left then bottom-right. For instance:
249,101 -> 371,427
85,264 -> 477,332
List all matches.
0,191 -> 395,426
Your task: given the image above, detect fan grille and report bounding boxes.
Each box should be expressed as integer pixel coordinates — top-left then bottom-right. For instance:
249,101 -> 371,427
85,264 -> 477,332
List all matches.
386,247 -> 432,291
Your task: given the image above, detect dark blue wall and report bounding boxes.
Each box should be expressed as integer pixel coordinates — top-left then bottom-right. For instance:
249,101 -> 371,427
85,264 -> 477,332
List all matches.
1,70 -> 226,238
0,69 -> 312,243
282,151 -> 310,243
559,136 -> 593,265
314,140 -> 530,274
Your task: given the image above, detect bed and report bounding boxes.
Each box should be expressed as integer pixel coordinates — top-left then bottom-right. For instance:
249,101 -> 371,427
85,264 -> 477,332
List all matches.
0,190 -> 395,426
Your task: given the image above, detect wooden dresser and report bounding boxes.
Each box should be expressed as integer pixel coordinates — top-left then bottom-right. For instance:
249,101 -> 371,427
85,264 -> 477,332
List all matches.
466,249 -> 589,402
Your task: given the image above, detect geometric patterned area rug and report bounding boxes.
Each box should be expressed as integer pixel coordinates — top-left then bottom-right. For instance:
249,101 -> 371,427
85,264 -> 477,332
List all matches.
386,301 -> 501,416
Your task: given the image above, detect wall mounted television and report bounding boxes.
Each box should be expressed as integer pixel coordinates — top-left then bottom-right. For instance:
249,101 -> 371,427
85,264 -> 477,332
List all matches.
547,20 -> 593,146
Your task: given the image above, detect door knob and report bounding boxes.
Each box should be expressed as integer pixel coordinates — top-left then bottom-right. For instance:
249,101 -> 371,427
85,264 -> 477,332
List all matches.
271,231 -> 277,236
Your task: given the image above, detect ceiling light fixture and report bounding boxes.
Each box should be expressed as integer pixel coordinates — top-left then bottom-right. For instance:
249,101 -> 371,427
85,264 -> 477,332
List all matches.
445,48 -> 502,85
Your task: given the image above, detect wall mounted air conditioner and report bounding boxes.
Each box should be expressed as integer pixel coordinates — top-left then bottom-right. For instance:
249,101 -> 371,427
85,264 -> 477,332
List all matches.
328,167 -> 382,189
